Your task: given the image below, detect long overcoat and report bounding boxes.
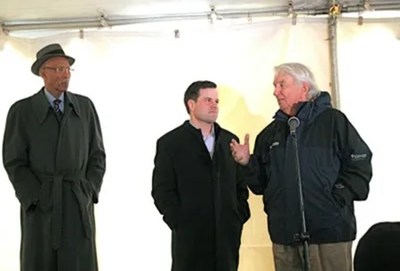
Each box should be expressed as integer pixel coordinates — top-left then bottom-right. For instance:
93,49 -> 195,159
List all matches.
2,89 -> 106,271
152,121 -> 250,271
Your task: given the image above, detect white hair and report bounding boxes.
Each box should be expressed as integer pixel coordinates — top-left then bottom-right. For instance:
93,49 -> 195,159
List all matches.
274,62 -> 320,100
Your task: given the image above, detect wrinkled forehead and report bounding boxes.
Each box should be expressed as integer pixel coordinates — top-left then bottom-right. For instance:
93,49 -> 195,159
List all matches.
274,72 -> 295,83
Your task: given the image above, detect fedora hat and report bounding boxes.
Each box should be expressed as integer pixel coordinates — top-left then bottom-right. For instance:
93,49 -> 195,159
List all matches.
31,43 -> 75,76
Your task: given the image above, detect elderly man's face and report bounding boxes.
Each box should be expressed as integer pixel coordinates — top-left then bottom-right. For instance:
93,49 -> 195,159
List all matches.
273,72 -> 308,116
40,57 -> 72,98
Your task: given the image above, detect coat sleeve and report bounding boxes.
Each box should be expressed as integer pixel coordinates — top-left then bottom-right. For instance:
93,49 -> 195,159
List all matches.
333,114 -> 373,204
2,103 -> 41,210
236,164 -> 250,224
151,139 -> 180,230
85,99 -> 106,203
242,129 -> 271,196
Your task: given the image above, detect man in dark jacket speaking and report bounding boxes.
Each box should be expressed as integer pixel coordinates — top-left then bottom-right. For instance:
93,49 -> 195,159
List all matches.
2,43 -> 106,271
152,80 -> 250,271
230,62 -> 372,271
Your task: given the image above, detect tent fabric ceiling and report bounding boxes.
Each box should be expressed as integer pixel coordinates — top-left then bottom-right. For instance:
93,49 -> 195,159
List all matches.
0,0 -> 399,33
6,1 -> 314,21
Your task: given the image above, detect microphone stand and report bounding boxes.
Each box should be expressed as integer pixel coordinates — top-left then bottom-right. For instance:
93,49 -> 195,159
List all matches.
289,118 -> 311,271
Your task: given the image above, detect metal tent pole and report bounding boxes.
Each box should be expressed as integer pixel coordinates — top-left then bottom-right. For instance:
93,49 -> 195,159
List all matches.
328,1 -> 341,109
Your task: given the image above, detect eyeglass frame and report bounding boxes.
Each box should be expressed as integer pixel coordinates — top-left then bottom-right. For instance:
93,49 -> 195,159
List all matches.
42,66 -> 74,73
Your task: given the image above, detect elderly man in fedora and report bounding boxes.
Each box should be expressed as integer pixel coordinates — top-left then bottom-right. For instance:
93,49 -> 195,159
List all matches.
2,43 -> 106,271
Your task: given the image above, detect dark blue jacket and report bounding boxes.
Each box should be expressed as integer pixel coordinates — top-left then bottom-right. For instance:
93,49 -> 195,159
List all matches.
245,92 -> 372,245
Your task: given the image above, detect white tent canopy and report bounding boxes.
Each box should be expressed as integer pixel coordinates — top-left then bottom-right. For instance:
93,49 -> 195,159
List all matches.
0,1 -> 400,271
1,0 -> 400,35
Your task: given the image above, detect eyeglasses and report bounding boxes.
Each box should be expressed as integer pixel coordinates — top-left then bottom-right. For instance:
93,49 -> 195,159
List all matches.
42,66 -> 74,73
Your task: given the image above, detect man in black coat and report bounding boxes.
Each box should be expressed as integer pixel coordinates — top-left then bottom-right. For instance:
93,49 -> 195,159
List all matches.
152,80 -> 250,271
2,43 -> 106,271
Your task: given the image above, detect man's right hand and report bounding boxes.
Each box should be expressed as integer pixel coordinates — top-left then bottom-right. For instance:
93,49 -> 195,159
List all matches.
230,134 -> 250,166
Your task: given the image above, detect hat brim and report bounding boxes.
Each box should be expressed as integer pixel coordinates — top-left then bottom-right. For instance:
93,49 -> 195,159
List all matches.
31,54 -> 75,76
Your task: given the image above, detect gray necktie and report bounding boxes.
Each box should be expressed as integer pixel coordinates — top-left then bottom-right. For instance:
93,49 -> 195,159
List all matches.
53,99 -> 63,120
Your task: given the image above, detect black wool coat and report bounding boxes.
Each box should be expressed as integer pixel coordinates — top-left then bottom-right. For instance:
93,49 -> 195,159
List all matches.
152,121 -> 250,271
2,89 -> 106,271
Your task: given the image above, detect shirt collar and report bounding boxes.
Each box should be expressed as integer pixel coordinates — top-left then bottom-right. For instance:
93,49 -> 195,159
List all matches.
44,88 -> 64,104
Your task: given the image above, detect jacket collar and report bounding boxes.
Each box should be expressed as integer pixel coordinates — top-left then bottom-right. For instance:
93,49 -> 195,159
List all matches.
274,91 -> 332,123
183,120 -> 221,138
32,88 -> 81,124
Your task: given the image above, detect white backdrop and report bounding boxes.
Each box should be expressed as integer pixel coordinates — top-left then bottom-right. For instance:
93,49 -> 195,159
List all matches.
338,19 -> 400,241
0,17 -> 399,271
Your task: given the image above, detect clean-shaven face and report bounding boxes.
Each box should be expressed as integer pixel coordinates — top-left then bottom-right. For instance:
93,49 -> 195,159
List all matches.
190,87 -> 219,124
40,56 -> 71,97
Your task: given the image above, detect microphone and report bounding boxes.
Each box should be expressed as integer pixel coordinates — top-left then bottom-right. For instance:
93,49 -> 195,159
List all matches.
288,116 -> 300,134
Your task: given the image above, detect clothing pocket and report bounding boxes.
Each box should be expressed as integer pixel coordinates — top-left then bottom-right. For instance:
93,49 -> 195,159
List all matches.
233,204 -> 250,224
80,179 -> 94,204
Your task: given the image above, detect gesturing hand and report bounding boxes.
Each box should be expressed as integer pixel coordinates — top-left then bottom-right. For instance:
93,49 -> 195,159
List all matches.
230,134 -> 250,166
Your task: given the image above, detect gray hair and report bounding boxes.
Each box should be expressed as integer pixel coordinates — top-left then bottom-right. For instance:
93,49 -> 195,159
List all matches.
274,62 -> 320,100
